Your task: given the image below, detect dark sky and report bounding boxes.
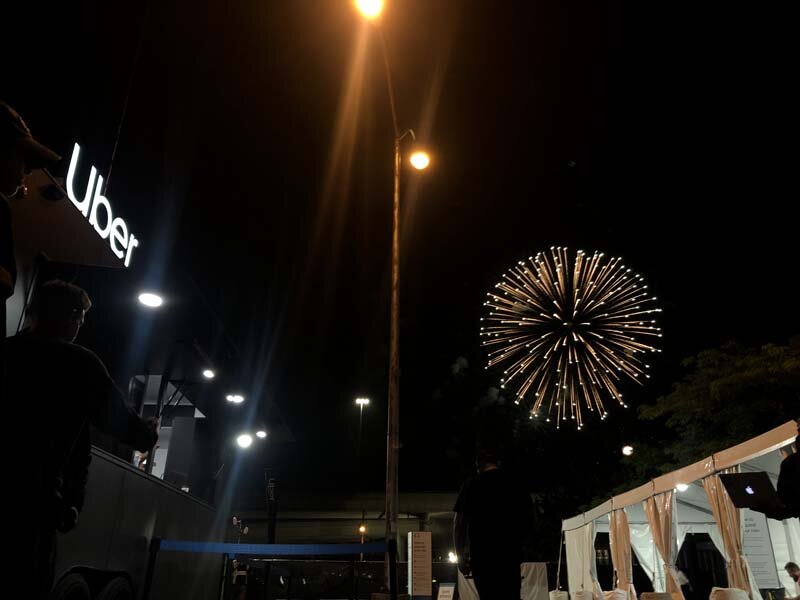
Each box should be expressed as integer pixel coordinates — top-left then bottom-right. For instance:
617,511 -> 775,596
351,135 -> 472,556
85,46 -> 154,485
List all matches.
5,1 -> 796,510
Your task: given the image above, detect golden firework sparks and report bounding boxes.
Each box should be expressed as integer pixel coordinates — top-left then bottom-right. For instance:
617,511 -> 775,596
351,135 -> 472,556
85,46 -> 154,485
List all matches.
481,247 -> 662,429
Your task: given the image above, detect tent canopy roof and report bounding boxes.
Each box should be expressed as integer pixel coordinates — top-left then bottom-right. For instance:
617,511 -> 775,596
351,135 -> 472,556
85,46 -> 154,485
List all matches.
562,420 -> 796,532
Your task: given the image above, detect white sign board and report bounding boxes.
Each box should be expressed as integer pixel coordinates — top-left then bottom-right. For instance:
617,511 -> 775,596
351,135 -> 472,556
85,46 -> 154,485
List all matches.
408,531 -> 432,599
742,509 -> 781,590
66,143 -> 140,267
436,583 -> 455,600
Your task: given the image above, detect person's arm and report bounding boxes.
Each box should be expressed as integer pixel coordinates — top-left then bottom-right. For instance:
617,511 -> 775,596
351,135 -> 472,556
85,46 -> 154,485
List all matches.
0,196 -> 17,299
57,424 -> 91,532
453,480 -> 472,576
454,511 -> 470,576
80,348 -> 157,451
776,454 -> 800,519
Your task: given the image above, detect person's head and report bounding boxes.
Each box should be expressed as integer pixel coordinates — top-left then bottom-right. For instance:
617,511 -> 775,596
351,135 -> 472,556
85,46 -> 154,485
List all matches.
0,101 -> 60,196
787,562 -> 800,582
475,447 -> 500,473
29,280 -> 92,342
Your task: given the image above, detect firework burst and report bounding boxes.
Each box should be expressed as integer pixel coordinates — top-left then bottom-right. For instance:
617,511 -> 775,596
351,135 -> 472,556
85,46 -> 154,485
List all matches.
481,247 -> 661,429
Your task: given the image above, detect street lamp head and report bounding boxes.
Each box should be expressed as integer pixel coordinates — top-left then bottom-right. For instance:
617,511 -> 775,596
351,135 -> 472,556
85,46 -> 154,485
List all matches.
355,397 -> 370,406
236,433 -> 253,449
409,150 -> 430,171
256,430 -> 267,439
202,369 -> 216,380
138,292 -> 163,308
354,0 -> 383,20
226,394 -> 245,404
358,524 -> 367,534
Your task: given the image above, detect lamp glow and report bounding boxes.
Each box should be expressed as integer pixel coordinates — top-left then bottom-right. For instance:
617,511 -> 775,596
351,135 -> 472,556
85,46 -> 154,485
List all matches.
202,369 -> 216,380
409,151 -> 430,170
354,0 -> 383,20
236,434 -> 253,449
256,430 -> 267,439
138,292 -> 163,308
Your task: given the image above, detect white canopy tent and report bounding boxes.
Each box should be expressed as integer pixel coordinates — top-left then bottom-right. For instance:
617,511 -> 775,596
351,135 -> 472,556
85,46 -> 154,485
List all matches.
561,421 -> 798,600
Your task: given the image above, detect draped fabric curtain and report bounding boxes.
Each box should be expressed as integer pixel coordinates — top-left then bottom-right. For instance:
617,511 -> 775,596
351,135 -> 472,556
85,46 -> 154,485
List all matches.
643,491 -> 686,600
609,509 -> 637,599
565,522 -> 603,597
702,474 -> 752,596
629,522 -> 665,591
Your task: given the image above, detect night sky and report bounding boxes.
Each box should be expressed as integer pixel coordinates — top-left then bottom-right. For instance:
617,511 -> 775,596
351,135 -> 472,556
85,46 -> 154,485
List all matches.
4,1 -> 796,513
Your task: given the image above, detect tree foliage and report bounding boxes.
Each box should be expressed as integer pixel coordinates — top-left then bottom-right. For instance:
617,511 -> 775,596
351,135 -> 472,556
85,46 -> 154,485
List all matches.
638,337 -> 800,469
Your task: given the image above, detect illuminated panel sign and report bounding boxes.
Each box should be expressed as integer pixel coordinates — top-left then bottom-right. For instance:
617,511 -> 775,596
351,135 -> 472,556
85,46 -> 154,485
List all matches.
65,143 -> 140,267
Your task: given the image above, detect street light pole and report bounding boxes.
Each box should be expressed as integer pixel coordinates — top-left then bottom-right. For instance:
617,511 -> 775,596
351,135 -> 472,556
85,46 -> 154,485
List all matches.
378,26 -> 403,586
353,4 -> 430,591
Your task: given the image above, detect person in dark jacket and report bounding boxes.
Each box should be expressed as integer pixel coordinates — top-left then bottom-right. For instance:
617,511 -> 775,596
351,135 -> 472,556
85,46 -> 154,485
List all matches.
6,279 -> 157,599
756,420 -> 799,521
771,423 -> 799,519
1,100 -> 60,387
454,446 -> 532,599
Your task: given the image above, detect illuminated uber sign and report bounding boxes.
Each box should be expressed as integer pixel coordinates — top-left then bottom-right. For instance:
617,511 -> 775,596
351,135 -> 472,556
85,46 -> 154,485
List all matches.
66,143 -> 140,267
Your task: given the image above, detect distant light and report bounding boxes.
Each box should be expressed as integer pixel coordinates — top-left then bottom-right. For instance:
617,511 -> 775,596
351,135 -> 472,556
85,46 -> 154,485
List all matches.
622,445 -> 634,456
138,292 -> 163,308
180,485 -> 190,493
355,397 -> 370,406
226,394 -> 245,404
256,430 -> 267,439
409,151 -> 431,170
448,551 -> 458,564
354,0 -> 383,20
236,434 -> 253,449
676,483 -> 689,492
202,369 -> 216,380
358,524 -> 367,534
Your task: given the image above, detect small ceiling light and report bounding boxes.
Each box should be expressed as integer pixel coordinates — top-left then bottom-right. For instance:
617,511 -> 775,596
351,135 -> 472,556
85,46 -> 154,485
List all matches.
138,292 -> 163,308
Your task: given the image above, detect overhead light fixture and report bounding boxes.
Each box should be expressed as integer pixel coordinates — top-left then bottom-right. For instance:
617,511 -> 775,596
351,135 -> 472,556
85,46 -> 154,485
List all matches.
355,397 -> 370,406
448,551 -> 458,564
138,292 -> 163,308
202,369 -> 216,380
236,434 -> 253,449
354,0 -> 383,20
256,430 -> 267,439
226,394 -> 245,404
409,150 -> 431,171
